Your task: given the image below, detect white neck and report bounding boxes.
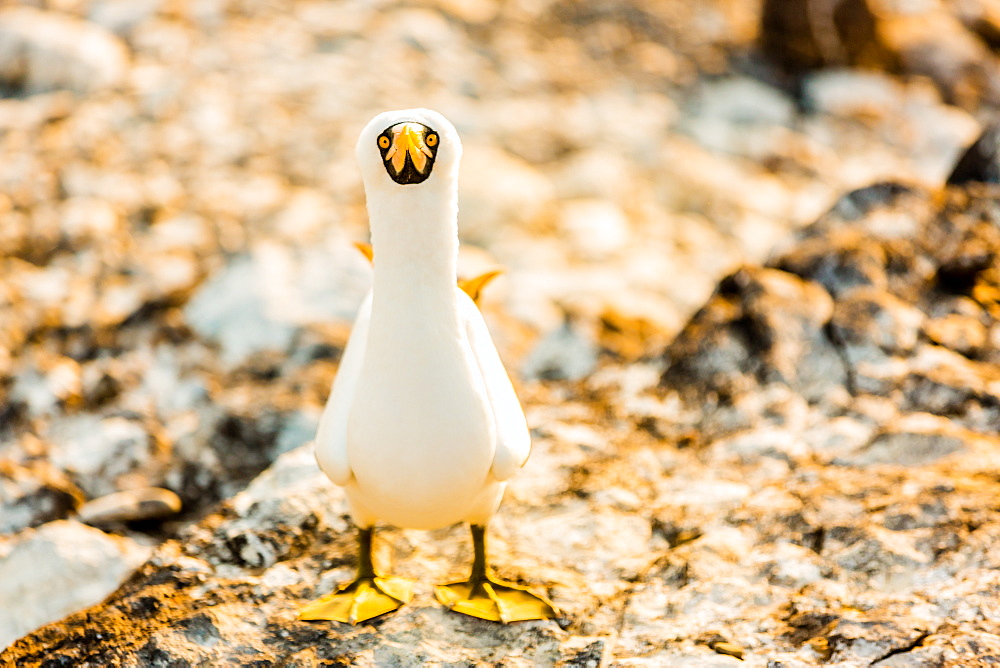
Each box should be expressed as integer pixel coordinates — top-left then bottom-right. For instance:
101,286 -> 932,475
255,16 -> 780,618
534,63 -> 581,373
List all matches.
367,178 -> 459,328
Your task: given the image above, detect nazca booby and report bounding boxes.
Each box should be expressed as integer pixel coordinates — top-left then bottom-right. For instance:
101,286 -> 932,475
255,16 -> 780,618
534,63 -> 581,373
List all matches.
299,109 -> 557,624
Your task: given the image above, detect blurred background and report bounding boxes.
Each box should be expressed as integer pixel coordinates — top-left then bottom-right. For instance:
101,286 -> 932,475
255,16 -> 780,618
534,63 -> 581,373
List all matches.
0,0 -> 996,650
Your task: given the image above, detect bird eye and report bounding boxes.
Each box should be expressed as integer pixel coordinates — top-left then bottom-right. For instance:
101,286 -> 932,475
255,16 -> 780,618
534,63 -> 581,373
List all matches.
426,133 -> 438,147
378,135 -> 391,149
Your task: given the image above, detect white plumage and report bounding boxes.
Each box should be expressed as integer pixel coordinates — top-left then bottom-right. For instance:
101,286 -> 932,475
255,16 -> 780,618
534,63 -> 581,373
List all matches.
314,108 -> 529,530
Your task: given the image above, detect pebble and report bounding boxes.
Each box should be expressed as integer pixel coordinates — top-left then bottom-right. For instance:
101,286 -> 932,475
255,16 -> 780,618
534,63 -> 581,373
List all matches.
803,69 -> 904,117
682,75 -> 796,158
78,487 -> 182,526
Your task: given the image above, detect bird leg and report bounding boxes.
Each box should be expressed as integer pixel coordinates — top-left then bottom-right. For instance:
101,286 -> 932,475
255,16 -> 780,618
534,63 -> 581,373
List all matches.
435,524 -> 558,623
299,526 -> 413,624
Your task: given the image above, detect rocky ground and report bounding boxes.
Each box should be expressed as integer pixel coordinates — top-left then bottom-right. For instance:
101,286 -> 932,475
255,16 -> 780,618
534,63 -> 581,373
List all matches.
2,0 -> 1000,665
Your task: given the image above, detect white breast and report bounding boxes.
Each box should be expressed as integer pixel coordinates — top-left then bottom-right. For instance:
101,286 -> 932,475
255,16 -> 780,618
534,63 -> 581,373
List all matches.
345,318 -> 497,530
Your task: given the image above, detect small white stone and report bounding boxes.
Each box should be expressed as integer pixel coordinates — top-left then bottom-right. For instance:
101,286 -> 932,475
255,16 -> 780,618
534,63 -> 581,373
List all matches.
762,544 -> 824,589
710,428 -> 807,464
10,355 -> 82,417
682,76 -> 796,158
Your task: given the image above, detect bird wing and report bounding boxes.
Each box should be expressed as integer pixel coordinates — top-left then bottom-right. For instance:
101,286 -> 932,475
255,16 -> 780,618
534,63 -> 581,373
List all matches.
459,290 -> 531,481
313,291 -> 372,486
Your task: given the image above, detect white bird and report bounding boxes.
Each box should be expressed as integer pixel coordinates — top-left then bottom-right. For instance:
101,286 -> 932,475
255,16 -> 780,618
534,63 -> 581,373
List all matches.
300,109 -> 557,625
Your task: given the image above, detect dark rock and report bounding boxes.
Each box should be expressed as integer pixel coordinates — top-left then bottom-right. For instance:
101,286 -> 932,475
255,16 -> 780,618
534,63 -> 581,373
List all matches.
137,638 -> 193,668
776,231 -> 891,297
829,287 -> 923,358
558,638 -> 607,667
209,412 -> 284,492
666,176 -> 1000,439
760,0 -> 891,74
661,266 -> 843,404
178,613 -> 222,647
761,0 -> 1000,108
165,409 -> 293,521
782,610 -> 840,646
948,124 -> 1000,185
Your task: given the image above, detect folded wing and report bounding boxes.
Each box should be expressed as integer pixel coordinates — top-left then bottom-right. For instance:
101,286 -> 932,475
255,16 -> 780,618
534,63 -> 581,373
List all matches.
314,292 -> 373,486
459,291 -> 530,481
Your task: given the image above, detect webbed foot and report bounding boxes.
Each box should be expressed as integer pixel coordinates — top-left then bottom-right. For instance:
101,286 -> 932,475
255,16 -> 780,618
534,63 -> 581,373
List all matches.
435,574 -> 557,622
299,575 -> 413,624
435,523 -> 558,623
299,525 -> 412,624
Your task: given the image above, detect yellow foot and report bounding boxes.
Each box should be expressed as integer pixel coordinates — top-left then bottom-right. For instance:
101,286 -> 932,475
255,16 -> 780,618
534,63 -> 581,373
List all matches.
299,576 -> 413,624
435,576 -> 558,623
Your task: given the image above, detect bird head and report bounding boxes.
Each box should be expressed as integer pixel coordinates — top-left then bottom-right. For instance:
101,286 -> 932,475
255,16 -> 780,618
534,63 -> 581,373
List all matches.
356,109 -> 462,189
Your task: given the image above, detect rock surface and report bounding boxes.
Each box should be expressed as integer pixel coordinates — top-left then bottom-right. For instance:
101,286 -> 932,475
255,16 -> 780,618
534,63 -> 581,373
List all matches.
5,161 -> 1000,664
